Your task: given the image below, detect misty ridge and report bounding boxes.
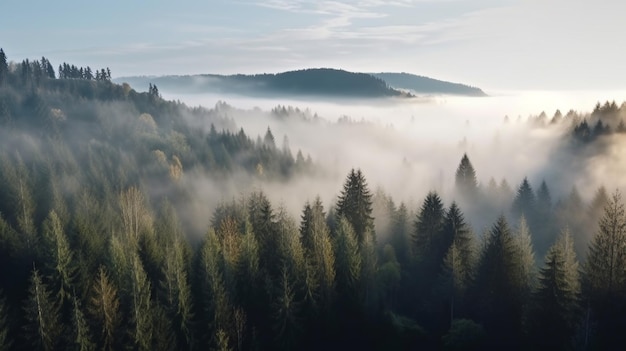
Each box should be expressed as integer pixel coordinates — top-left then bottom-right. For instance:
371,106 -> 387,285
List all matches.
115,68 -> 486,99
3,49 -> 626,350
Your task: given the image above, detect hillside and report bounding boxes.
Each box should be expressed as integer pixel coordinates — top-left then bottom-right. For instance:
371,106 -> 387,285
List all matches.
371,72 -> 487,96
117,68 -> 407,98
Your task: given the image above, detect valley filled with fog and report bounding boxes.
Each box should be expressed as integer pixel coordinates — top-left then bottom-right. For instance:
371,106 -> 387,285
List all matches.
3,51 -> 626,351
162,88 -> 626,218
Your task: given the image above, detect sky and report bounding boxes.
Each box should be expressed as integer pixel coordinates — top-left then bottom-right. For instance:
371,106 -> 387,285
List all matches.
1,0 -> 626,91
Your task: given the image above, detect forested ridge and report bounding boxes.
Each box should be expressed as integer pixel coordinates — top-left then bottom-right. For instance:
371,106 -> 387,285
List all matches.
2,49 -> 626,350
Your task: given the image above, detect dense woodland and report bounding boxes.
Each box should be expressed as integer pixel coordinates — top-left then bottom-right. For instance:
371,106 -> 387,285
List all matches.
1,49 -> 626,350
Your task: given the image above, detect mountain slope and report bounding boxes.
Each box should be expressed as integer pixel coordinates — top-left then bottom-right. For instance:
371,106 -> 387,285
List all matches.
117,69 -> 407,98
371,72 -> 487,96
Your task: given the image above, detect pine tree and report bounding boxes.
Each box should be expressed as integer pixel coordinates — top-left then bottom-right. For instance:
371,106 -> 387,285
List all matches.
200,229 -> 232,341
439,203 -> 475,324
42,210 -> 78,304
473,216 -> 524,347
390,202 -> 410,266
527,231 -> 580,350
455,154 -> 478,201
272,266 -> 301,350
23,268 -> 62,351
72,295 -> 95,351
584,191 -> 626,298
583,191 -> 626,347
333,217 -> 361,307
130,253 -> 155,351
336,169 -> 374,245
412,191 -> 445,269
512,177 -> 535,220
513,216 -> 535,300
0,49 -> 7,86
161,237 -> 194,349
88,267 -> 120,351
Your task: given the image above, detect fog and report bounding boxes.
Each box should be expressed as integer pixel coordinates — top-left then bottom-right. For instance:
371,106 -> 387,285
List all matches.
160,89 -> 626,225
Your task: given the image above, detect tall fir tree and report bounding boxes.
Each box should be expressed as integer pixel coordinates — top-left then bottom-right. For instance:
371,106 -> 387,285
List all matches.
23,268 -> 62,351
511,177 -> 535,221
583,190 -> 626,348
336,169 -> 374,246
88,267 -> 121,351
527,230 -> 580,351
455,154 -> 478,201
438,203 -> 475,325
473,216 -> 524,348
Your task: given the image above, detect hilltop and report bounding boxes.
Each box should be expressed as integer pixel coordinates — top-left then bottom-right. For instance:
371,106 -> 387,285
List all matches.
117,68 -> 486,98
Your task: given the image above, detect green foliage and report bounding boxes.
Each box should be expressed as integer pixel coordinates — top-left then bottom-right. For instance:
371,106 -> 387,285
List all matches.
526,229 -> 581,350
473,216 -> 525,347
87,267 -> 120,351
442,319 -> 486,351
336,169 -> 374,245
71,295 -> 96,351
333,217 -> 362,302
23,268 -> 62,351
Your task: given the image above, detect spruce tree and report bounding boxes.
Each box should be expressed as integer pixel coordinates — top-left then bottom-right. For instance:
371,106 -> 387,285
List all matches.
88,267 -> 120,351
527,231 -> 580,351
336,168 -> 374,245
473,216 -> 524,348
0,49 -> 7,86
512,177 -> 535,221
455,153 -> 478,201
439,203 -> 475,324
412,191 -> 445,271
583,190 -> 626,347
71,295 -> 95,351
42,210 -> 78,304
333,217 -> 361,308
23,268 -> 62,351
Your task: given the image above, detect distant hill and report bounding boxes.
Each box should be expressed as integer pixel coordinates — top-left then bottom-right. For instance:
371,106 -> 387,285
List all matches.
371,72 -> 487,97
116,69 -> 407,99
117,69 -> 487,99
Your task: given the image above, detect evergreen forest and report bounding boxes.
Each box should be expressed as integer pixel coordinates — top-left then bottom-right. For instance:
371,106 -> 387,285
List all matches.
1,48 -> 626,350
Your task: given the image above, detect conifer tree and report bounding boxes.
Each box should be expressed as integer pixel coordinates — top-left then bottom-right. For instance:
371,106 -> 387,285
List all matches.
412,192 -> 445,271
455,154 -> 478,201
513,216 -> 536,300
512,177 -> 535,221
583,191 -> 626,347
161,237 -> 194,349
72,295 -> 95,351
0,49 -> 7,86
42,210 -> 78,304
527,230 -> 580,350
200,229 -> 232,342
439,203 -> 475,323
333,217 -> 361,307
88,267 -> 120,351
272,266 -> 301,350
390,202 -> 411,266
130,253 -> 155,351
473,216 -> 524,347
336,169 -> 374,245
23,268 -> 62,351
0,292 -> 11,351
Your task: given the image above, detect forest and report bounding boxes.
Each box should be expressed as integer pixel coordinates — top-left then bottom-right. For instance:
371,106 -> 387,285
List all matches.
1,48 -> 626,350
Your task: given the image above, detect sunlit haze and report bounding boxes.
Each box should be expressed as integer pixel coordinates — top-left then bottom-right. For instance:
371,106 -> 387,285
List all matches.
2,0 -> 626,90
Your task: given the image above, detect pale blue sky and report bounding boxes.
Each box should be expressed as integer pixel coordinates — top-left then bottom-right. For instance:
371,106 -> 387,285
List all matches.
1,0 -> 625,90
